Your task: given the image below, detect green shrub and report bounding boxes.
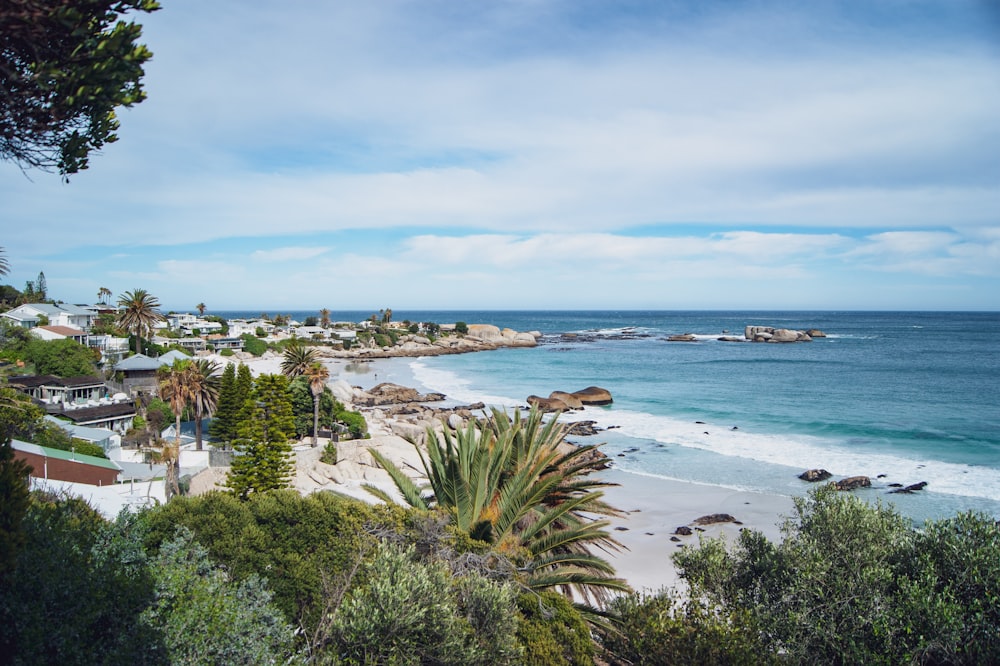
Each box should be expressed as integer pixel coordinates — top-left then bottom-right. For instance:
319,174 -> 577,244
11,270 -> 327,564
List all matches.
335,407 -> 368,439
454,321 -> 468,335
219,348 -> 234,357
240,333 -> 267,356
601,591 -> 765,665
516,591 -> 594,665
374,333 -> 391,348
320,441 -> 337,465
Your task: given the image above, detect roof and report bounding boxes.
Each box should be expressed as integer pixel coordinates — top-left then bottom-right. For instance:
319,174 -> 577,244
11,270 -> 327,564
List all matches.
60,402 -> 136,424
6,374 -> 103,388
44,415 -> 115,442
114,353 -> 161,371
160,350 -> 191,364
58,375 -> 105,388
36,325 -> 87,337
12,439 -> 122,471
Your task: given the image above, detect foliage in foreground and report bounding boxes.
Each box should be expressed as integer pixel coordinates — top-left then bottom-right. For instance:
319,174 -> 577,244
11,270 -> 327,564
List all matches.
672,486 -> 1000,665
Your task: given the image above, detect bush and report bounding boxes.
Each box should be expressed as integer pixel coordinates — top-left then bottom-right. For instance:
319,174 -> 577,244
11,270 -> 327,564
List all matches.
673,486 -> 1000,665
240,333 -> 267,356
374,333 -> 391,348
320,441 -> 337,465
516,591 -> 594,665
219,348 -> 234,357
335,407 -> 368,439
454,321 -> 468,335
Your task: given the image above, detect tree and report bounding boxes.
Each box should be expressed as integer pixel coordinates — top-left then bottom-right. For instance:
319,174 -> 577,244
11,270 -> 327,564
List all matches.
157,359 -> 195,499
33,271 -> 46,301
23,337 -> 97,376
302,362 -> 329,447
189,358 -> 220,451
0,0 -> 160,176
97,286 -> 111,305
0,389 -> 39,581
116,288 -> 163,355
0,246 -> 9,277
319,307 -> 331,329
280,340 -> 318,378
369,407 -> 628,615
226,374 -> 295,499
207,362 -> 237,444
196,302 -> 206,316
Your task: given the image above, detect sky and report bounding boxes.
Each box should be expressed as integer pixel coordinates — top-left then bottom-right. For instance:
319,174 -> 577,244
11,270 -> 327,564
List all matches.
2,0 -> 999,312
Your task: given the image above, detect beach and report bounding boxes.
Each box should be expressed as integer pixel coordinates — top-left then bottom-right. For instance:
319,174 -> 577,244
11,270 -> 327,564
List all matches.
199,351 -> 800,593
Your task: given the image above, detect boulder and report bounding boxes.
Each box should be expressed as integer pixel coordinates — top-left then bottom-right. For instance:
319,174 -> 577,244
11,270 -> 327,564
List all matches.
889,481 -> 928,494
527,395 -> 570,412
692,513 -> 738,525
806,329 -> 826,338
572,386 -> 613,405
566,420 -> 600,436
511,332 -> 539,346
674,526 -> 693,536
466,324 -> 502,342
329,379 -> 356,404
834,476 -> 871,491
667,333 -> 697,342
799,468 -> 832,482
549,391 -> 584,409
770,328 -> 803,343
446,413 -> 465,431
718,336 -> 746,342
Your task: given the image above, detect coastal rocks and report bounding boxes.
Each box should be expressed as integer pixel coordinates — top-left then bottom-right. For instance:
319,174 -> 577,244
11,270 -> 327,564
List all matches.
744,326 -> 815,343
667,333 -> 697,342
889,481 -> 928,494
674,526 -> 693,536
573,386 -> 613,405
566,420 -> 600,436
526,386 -> 614,411
806,329 -> 827,338
834,476 -> 872,491
799,468 -> 833,482
354,382 -> 446,407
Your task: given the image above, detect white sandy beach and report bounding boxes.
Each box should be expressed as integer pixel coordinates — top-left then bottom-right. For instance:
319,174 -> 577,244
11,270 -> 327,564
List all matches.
197,352 -> 799,593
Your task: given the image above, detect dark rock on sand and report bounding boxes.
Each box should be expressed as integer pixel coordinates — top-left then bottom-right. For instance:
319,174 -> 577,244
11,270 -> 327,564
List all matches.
799,468 -> 833,482
834,476 -> 871,491
692,513 -> 739,525
674,526 -> 693,536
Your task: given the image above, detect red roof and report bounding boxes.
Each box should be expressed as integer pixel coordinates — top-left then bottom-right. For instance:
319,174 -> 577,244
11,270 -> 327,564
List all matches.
39,325 -> 87,337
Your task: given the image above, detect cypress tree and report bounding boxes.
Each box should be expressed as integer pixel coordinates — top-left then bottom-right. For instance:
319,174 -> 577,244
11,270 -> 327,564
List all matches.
208,363 -> 237,443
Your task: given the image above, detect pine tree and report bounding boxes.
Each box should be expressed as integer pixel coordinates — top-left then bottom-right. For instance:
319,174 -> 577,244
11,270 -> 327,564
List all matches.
208,363 -> 237,443
226,374 -> 295,499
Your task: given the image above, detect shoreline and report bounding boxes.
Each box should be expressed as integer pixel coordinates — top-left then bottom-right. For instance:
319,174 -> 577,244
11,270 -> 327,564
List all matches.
198,351 -> 800,592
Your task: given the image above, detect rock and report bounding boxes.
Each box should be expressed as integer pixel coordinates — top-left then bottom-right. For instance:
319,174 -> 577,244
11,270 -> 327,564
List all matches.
889,481 -> 928,494
805,329 -> 827,338
526,395 -> 570,412
549,391 -> 584,409
799,468 -> 833,482
446,413 -> 465,431
667,333 -> 697,342
571,386 -> 613,405
770,328 -> 803,343
670,536 -> 681,542
834,476 -> 871,491
329,379 -> 356,404
718,336 -> 746,342
692,513 -> 738,525
674,526 -> 693,536
566,420 -> 600,436
466,324 -> 502,342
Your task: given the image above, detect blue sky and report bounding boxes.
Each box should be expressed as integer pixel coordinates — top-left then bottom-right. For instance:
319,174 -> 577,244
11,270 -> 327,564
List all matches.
2,0 -> 998,312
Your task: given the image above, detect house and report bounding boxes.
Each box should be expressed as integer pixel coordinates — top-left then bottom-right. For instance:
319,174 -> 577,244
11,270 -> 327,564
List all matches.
44,415 -> 120,452
59,401 -> 137,433
29,324 -> 89,346
292,325 -> 329,340
7,374 -> 106,406
112,350 -> 192,396
12,439 -> 122,486
206,336 -> 244,351
0,302 -> 96,331
153,335 -> 207,352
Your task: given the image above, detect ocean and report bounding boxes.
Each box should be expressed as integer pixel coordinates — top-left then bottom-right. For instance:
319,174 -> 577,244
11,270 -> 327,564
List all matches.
215,310 -> 1000,523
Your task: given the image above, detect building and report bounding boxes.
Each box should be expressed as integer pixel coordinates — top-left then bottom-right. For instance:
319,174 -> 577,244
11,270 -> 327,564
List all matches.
112,350 -> 193,396
59,402 -> 137,433
12,439 -> 122,486
43,415 -> 120,452
28,324 -> 89,346
0,302 -> 96,331
7,374 -> 106,406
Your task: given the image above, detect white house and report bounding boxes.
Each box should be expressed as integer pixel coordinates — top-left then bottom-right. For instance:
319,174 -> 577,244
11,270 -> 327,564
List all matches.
0,303 -> 96,331
29,324 -> 89,345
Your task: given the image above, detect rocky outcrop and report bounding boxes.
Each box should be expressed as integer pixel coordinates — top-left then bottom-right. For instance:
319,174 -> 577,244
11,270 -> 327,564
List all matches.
354,382 -> 446,407
667,333 -> 697,342
889,481 -> 928,494
549,391 -> 583,409
805,329 -> 827,338
692,513 -> 740,525
572,386 -> 613,405
744,326 -> 815,343
527,395 -> 571,412
799,469 -> 833,482
834,476 -> 871,491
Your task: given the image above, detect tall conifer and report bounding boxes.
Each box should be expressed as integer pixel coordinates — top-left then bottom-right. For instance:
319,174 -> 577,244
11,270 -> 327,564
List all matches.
208,363 -> 237,443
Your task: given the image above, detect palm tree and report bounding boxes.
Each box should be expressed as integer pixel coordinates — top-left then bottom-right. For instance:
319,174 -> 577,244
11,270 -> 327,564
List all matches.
319,308 -> 331,329
189,358 -> 221,451
157,359 -> 196,499
97,286 -> 112,305
196,302 -> 206,316
116,288 -> 164,355
281,341 -> 319,378
367,407 -> 628,615
303,361 -> 329,447
0,247 -> 9,277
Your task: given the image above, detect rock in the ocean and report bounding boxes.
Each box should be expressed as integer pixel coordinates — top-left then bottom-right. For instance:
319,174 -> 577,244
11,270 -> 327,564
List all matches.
889,481 -> 928,494
806,329 -> 827,338
667,333 -> 697,342
526,395 -> 570,412
834,476 -> 871,491
549,391 -> 584,409
799,468 -> 833,482
572,386 -> 613,405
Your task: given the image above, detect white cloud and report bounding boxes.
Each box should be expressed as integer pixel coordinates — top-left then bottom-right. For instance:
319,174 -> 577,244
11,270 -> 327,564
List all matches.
250,247 -> 331,262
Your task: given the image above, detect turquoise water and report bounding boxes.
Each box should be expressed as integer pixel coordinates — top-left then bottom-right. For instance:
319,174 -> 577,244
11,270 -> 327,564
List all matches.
218,310 -> 1000,522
